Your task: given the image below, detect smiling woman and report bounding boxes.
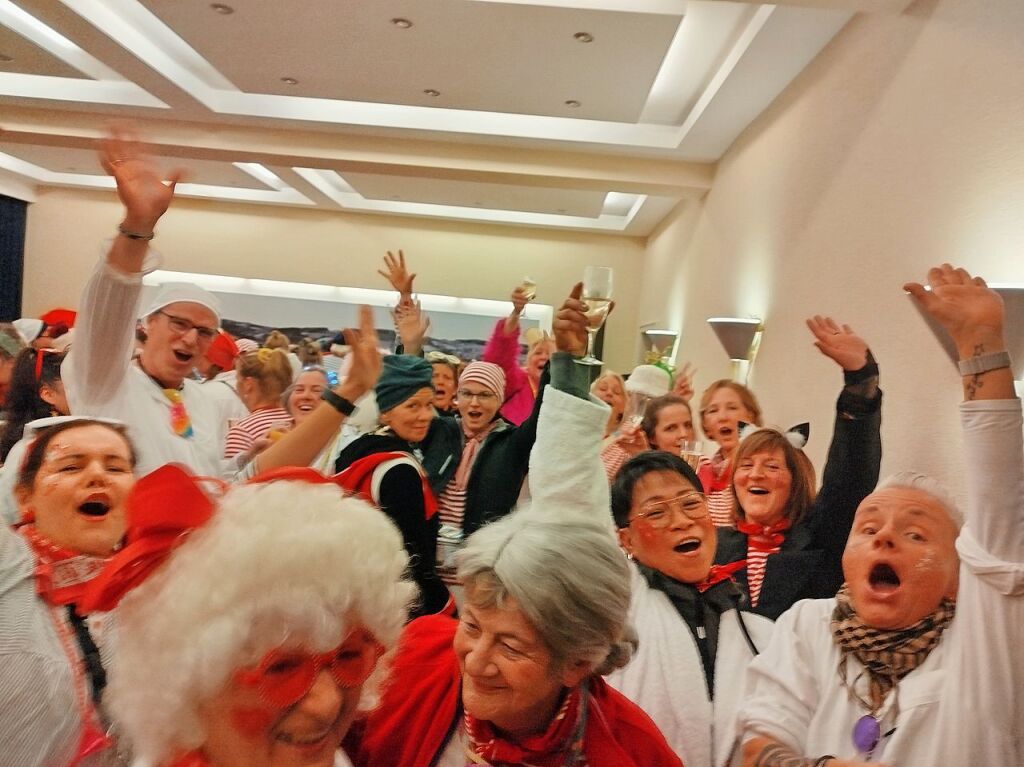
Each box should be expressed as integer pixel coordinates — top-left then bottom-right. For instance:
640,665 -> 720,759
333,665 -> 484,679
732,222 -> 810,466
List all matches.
0,417 -> 136,767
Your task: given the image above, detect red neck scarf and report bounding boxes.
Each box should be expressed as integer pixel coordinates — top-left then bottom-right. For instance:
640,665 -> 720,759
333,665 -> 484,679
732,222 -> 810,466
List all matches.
455,421 -> 500,492
736,518 -> 792,551
20,525 -> 110,606
695,559 -> 748,593
165,752 -> 209,767
465,683 -> 587,767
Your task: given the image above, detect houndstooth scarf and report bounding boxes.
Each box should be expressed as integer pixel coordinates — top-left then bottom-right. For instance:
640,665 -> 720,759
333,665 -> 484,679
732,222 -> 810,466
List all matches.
830,584 -> 956,713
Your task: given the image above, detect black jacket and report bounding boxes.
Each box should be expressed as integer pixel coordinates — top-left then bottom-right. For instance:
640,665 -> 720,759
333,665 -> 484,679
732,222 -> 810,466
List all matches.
334,433 -> 450,619
714,387 -> 882,620
418,366 -> 551,536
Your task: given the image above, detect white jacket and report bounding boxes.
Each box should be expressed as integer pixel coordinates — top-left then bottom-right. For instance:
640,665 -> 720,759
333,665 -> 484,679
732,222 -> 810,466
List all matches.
739,399 -> 1024,765
528,386 -> 774,767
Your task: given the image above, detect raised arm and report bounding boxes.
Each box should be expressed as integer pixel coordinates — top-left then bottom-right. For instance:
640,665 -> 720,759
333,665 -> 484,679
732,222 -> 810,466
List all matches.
905,265 -> 1021,558
243,306 -> 382,476
377,250 -> 416,309
527,283 -> 613,519
482,287 -> 531,398
66,131 -> 185,408
804,317 -> 882,584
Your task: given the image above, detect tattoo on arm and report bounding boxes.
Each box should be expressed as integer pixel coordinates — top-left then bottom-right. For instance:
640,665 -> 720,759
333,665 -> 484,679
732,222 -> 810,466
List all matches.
965,344 -> 986,401
753,743 -> 814,767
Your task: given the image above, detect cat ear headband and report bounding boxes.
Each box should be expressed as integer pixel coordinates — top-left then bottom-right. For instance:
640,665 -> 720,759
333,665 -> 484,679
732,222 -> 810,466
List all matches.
738,421 -> 810,450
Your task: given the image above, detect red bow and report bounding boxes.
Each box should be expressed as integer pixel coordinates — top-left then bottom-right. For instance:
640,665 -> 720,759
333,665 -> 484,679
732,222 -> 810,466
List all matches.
696,559 -> 748,592
736,517 -> 792,551
77,464 -> 218,614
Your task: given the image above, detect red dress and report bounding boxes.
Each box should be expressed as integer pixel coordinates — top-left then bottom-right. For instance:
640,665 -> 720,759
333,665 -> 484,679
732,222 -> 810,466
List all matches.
345,615 -> 684,767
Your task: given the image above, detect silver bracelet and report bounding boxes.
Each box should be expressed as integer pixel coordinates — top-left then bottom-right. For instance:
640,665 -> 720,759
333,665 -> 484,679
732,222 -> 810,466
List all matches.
957,350 -> 1010,376
117,223 -> 155,241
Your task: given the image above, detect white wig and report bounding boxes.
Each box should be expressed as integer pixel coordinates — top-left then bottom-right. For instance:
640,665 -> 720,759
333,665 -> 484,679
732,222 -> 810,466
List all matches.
875,471 -> 963,529
105,480 -> 416,764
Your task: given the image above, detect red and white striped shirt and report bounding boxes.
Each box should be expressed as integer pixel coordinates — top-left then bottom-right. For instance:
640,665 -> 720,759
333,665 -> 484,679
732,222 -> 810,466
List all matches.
745,541 -> 782,607
223,407 -> 293,459
436,478 -> 467,587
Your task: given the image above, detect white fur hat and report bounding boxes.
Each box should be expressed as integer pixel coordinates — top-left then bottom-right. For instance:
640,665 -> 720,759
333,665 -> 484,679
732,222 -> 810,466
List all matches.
625,364 -> 671,398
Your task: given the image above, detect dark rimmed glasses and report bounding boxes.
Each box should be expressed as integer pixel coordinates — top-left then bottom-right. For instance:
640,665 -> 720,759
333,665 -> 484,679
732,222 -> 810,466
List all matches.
157,310 -> 218,343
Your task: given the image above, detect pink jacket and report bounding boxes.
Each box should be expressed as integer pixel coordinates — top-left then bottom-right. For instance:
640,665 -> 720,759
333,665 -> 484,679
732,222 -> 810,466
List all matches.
482,318 -> 535,426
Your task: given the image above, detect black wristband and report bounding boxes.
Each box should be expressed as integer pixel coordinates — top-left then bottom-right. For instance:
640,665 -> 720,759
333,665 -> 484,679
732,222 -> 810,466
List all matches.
844,349 -> 878,386
321,388 -> 356,416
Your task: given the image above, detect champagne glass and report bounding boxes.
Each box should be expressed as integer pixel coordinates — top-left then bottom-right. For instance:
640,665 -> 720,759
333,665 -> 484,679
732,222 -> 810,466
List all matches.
679,440 -> 704,472
518,277 -> 537,301
577,266 -> 613,366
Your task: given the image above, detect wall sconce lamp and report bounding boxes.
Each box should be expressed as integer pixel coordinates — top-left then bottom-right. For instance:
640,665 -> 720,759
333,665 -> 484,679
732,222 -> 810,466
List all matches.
707,317 -> 763,382
641,328 -> 680,365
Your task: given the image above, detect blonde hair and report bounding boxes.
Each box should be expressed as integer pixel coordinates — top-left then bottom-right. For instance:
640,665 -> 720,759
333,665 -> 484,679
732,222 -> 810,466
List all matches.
236,348 -> 293,399
699,380 -> 763,438
106,481 -> 416,764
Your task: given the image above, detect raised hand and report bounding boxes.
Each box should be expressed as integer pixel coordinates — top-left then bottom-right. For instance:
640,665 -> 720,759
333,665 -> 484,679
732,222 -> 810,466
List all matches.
806,315 -> 869,372
378,250 -> 416,297
100,128 -> 184,232
510,285 -> 532,315
393,299 -> 430,355
904,264 -> 1005,356
553,282 -> 591,357
339,306 -> 382,400
672,362 -> 696,400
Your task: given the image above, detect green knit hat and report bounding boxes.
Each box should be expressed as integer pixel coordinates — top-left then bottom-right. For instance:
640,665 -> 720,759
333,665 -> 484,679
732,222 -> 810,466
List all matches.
374,355 -> 434,413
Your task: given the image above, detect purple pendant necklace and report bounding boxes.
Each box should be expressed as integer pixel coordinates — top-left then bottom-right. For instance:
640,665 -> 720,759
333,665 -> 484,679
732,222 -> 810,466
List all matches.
852,711 -> 897,757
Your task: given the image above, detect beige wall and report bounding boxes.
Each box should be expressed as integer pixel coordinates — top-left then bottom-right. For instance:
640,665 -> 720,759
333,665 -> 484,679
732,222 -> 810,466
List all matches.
643,0 -> 1024,498
22,188 -> 645,371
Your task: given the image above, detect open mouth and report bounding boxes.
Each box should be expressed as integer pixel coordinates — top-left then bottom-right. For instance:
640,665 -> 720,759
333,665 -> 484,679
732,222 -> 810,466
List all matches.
747,487 -> 769,496
78,500 -> 110,518
173,350 -> 193,363
674,538 -> 701,554
468,410 -> 482,419
869,563 -> 901,592
297,403 -> 315,412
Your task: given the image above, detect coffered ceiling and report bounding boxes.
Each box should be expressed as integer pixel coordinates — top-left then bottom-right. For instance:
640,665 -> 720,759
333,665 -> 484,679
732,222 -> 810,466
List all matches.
0,0 -> 912,235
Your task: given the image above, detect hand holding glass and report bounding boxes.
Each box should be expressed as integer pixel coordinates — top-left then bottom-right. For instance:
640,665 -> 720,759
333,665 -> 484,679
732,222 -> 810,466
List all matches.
577,266 -> 613,366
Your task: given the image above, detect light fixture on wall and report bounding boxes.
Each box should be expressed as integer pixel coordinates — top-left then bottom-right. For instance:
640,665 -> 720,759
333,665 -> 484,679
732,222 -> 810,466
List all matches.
641,328 -> 679,365
707,317 -> 763,382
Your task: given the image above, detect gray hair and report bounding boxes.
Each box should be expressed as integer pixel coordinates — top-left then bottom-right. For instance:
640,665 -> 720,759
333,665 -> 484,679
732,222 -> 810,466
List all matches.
875,471 -> 963,529
456,508 -> 636,676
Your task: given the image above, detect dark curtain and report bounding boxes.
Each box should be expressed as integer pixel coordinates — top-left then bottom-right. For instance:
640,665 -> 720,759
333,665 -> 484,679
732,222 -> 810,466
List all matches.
0,195 -> 27,322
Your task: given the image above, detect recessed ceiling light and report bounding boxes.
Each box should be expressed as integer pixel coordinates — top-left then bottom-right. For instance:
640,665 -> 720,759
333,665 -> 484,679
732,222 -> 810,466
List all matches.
210,3 -> 234,14
391,18 -> 413,28
564,99 -> 581,108
574,32 -> 594,43
0,53 -> 13,63
423,89 -> 441,97
281,77 -> 299,85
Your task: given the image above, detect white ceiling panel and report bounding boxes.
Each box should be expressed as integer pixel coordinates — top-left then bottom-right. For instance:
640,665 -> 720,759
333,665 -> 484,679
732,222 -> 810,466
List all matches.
138,0 -> 680,122
339,171 -> 607,217
0,24 -> 83,78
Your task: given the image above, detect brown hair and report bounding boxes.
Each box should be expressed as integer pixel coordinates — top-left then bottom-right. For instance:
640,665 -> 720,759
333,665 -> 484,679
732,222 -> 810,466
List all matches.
236,348 -> 293,400
730,429 -> 815,526
296,339 -> 322,367
263,330 -> 291,351
17,419 -> 136,493
640,394 -> 692,446
698,380 -> 763,438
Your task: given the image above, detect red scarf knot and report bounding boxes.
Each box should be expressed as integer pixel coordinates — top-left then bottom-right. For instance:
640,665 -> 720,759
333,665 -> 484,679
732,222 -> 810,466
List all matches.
696,559 -> 748,593
736,517 -> 792,551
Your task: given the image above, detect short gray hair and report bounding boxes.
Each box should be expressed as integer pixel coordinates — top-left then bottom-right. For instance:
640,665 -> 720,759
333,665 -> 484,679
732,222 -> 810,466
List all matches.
456,508 -> 635,676
875,471 -> 963,529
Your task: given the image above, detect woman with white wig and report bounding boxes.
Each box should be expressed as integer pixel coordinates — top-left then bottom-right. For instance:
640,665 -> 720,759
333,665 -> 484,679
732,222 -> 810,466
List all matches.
344,285 -> 683,767
79,463 -> 415,767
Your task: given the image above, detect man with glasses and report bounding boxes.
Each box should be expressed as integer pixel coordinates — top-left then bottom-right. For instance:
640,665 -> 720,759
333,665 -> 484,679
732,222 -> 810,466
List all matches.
62,131 -> 240,477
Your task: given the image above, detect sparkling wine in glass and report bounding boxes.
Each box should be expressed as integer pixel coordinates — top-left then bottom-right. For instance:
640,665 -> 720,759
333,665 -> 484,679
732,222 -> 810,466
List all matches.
679,440 -> 704,472
519,277 -> 538,301
577,266 -> 613,366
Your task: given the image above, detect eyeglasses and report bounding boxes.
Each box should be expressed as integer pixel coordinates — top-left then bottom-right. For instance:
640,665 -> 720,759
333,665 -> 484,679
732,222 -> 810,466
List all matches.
234,628 -> 383,708
632,492 -> 709,528
457,389 -> 497,403
157,310 -> 218,343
